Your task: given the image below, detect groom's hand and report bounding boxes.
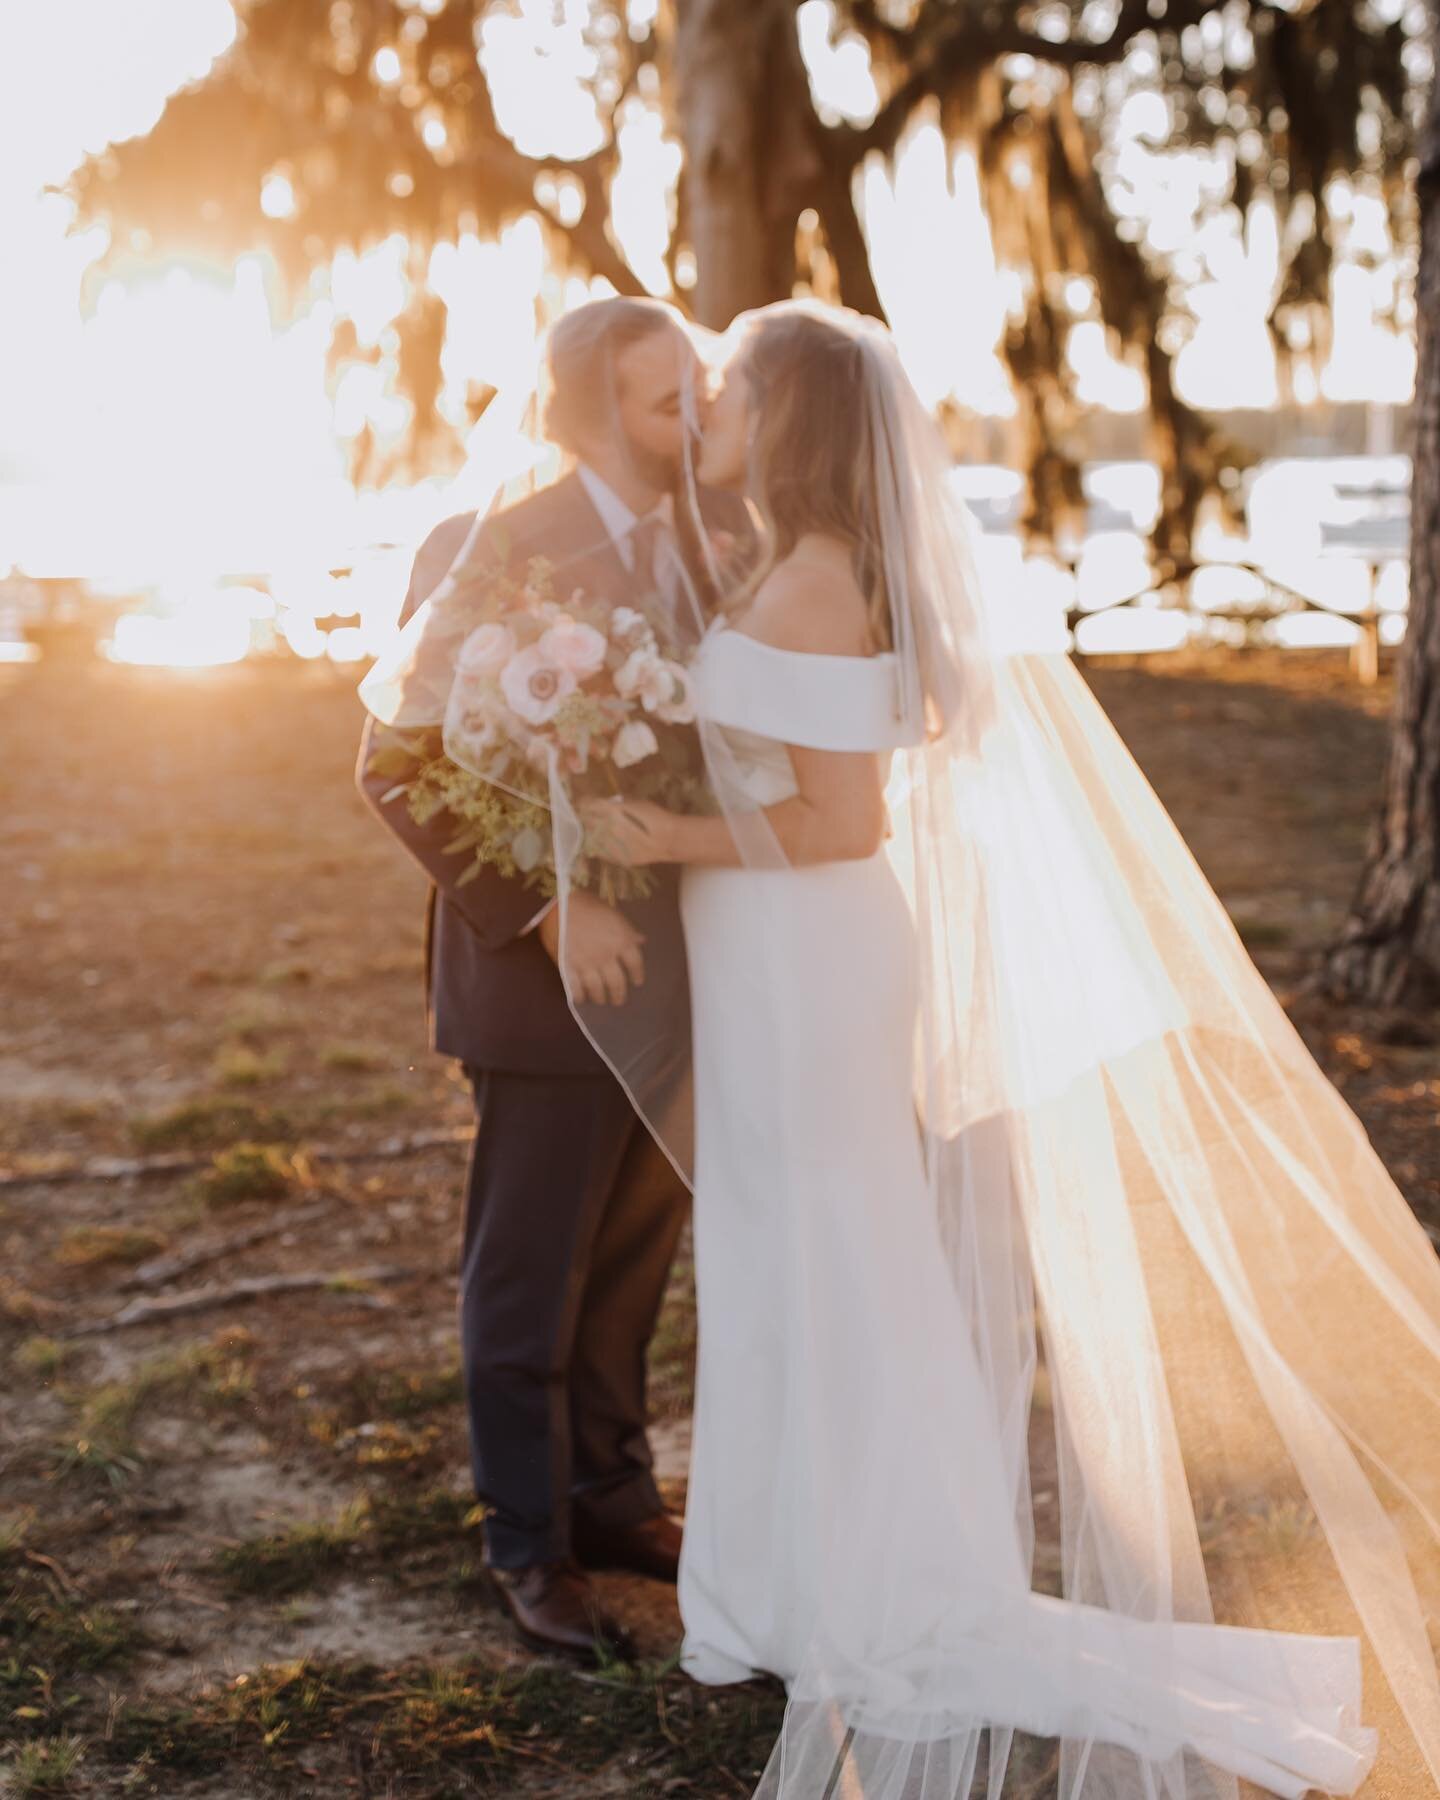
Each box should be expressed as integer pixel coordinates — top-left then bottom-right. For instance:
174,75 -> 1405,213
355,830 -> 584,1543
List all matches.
537,892 -> 646,1007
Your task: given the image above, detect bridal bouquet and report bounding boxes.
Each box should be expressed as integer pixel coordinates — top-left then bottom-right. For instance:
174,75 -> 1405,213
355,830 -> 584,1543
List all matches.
367,556 -> 706,904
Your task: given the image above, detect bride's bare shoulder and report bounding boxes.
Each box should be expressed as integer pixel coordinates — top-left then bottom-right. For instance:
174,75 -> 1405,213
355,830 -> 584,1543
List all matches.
743,542 -> 870,658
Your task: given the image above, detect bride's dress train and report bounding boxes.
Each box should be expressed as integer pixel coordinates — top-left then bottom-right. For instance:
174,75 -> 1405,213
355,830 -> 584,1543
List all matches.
676,624 -> 1377,1799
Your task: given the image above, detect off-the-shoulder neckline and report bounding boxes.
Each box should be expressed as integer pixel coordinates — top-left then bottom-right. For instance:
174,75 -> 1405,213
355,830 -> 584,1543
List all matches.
705,618 -> 898,668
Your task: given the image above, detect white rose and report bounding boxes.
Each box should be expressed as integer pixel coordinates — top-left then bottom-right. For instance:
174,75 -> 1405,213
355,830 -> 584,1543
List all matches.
457,621 -> 516,677
608,606 -> 650,646
615,648 -> 672,713
612,720 -> 659,768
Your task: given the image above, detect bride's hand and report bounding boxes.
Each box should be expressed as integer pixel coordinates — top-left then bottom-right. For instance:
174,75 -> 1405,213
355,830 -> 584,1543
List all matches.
581,797 -> 678,867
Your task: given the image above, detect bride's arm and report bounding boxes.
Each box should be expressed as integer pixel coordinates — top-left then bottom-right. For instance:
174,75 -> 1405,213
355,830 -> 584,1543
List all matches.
586,558 -> 889,869
633,738 -> 882,864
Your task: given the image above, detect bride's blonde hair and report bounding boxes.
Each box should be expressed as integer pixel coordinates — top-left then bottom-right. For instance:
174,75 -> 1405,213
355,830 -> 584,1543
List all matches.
730,309 -> 892,653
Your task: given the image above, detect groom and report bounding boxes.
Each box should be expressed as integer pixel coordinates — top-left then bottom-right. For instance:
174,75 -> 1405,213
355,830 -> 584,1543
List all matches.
357,298 -> 747,1662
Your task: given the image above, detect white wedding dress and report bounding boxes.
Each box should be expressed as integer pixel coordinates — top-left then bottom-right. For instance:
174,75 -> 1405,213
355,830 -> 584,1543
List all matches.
673,622 -> 1377,1800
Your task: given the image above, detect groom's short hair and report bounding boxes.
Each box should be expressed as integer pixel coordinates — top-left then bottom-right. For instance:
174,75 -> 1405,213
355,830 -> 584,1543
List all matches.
543,297 -> 678,453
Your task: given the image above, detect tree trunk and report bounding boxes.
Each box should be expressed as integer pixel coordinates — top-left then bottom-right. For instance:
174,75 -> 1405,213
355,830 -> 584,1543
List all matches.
1321,7 -> 1440,1011
672,0 -> 820,328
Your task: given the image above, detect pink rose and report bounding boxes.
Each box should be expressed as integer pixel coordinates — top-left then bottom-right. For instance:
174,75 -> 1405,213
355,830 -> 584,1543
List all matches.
539,617 -> 607,680
457,621 -> 516,676
501,646 -> 576,726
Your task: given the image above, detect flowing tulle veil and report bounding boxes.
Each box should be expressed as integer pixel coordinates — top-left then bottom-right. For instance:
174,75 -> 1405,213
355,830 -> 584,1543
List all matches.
361,298 -> 1440,1798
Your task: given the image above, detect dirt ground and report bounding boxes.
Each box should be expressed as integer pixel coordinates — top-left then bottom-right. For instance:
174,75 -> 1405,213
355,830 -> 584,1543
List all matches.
1,644 -> 1436,1798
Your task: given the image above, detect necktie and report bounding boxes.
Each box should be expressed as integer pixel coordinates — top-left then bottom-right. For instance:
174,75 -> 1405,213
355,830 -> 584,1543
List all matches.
628,509 -> 695,647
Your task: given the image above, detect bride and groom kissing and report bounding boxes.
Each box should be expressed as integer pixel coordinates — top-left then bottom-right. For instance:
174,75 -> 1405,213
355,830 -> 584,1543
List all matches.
358,295 -> 1440,1798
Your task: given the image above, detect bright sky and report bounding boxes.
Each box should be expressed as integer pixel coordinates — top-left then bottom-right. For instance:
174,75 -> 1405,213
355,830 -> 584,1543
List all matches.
0,0 -> 1417,595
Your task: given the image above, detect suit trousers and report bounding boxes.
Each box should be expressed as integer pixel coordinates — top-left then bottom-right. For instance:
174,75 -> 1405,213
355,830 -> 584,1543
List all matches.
459,1064 -> 688,1569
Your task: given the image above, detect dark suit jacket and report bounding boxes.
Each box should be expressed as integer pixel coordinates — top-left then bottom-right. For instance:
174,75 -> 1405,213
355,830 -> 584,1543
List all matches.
356,471 -> 748,1075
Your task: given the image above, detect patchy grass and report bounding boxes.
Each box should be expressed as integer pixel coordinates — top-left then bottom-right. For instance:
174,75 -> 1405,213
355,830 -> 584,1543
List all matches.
1,1551 -> 143,1754
0,1099 -> 114,1147
211,1044 -> 289,1088
12,1337 -> 69,1379
90,1652 -> 787,1796
344,1361 -> 465,1420
190,1141 -> 304,1207
1253,1497 -> 1319,1557
216,1498 -> 372,1596
0,1509 -> 36,1557
258,957 -> 314,987
44,1436 -> 141,1493
319,1039 -> 390,1072
306,1084 -> 415,1123
3,648 -> 1435,1799
222,993 -> 290,1041
129,1097 -> 293,1153
0,1734 -> 88,1797
63,1334 -> 255,1463
0,1280 -> 51,1328
367,1483 -> 484,1552
53,1225 -> 166,1269
3,1583 -> 139,1678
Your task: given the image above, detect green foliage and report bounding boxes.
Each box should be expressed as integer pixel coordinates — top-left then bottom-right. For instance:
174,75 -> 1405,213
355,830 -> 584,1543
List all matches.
257,957 -> 313,987
222,993 -> 290,1042
190,1142 -> 301,1207
67,1337 -> 255,1461
212,1044 -> 289,1088
216,1499 -> 372,1596
46,1437 -> 141,1492
129,1097 -> 291,1152
406,749 -> 571,894
319,1040 -> 388,1072
13,1336 -> 69,1381
54,1225 -> 166,1269
90,1650 -> 788,1795
0,1733 -> 87,1796
0,1510 -> 35,1557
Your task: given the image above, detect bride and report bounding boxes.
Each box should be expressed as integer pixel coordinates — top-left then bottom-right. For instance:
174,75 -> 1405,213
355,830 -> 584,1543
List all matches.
571,303 -> 1440,1800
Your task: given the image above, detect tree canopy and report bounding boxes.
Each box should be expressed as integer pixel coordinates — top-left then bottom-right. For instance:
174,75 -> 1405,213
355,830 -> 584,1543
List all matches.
72,0 -> 1427,556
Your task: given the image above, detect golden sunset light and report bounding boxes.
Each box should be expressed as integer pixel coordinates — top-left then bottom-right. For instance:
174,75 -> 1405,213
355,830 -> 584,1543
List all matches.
0,0 -> 1422,669
6,8 -> 1440,1797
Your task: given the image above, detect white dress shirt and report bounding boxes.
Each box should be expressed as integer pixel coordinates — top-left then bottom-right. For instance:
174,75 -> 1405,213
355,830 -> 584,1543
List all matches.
577,463 -> 643,568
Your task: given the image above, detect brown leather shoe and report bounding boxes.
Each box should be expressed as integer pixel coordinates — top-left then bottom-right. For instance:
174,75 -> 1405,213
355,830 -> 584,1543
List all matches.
572,1509 -> 682,1583
491,1558 -> 634,1664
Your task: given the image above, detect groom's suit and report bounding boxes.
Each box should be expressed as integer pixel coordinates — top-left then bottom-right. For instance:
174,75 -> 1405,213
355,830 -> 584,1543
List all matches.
357,468 -> 745,1570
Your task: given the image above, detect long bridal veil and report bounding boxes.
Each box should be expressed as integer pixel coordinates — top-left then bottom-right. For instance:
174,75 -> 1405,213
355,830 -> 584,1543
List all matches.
361,296 -> 1440,1798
